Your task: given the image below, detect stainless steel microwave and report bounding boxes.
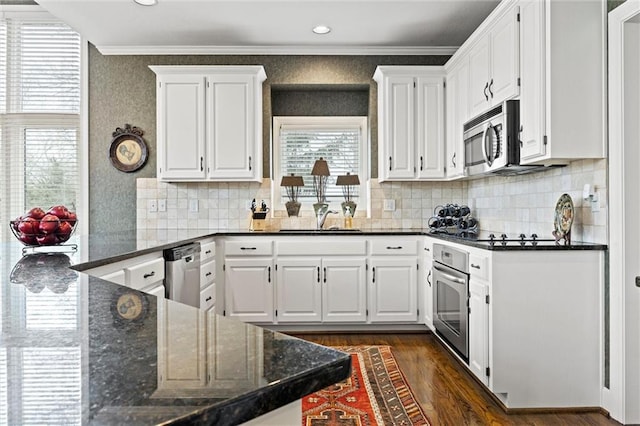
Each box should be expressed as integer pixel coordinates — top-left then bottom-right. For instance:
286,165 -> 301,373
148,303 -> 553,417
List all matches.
463,100 -> 521,176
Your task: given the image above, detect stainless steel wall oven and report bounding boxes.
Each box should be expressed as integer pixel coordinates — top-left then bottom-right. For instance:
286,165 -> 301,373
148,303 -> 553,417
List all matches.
432,243 -> 469,362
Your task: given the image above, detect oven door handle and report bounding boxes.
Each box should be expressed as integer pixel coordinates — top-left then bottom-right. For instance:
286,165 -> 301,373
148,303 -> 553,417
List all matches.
433,264 -> 467,285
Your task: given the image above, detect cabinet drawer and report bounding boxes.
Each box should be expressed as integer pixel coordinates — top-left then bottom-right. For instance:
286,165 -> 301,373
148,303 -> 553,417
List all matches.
125,258 -> 165,291
200,283 -> 216,311
278,240 -> 367,256
201,259 -> 216,288
469,253 -> 489,281
370,239 -> 418,255
225,240 -> 272,256
201,241 -> 216,262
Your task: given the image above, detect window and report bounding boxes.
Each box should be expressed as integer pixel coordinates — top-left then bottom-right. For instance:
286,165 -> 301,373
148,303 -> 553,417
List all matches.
0,13 -> 81,241
273,116 -> 368,213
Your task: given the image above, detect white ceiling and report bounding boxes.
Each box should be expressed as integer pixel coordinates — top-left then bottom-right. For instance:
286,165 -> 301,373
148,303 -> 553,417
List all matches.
33,0 -> 500,55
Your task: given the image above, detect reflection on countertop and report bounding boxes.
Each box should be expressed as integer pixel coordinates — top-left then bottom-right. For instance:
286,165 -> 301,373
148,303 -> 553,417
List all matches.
0,235 -> 350,425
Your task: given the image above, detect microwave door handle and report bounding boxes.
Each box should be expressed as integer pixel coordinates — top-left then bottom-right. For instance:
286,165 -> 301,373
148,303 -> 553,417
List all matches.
481,123 -> 492,166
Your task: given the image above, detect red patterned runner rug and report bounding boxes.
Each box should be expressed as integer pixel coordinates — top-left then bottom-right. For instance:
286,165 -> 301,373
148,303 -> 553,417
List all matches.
302,345 -> 430,425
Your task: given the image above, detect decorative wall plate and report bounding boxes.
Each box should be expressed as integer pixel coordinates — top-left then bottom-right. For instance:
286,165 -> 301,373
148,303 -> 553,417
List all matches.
552,193 -> 574,245
111,288 -> 149,327
109,124 -> 148,172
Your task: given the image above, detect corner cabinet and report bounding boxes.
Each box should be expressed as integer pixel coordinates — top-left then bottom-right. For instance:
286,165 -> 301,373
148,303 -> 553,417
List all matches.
517,0 -> 605,165
150,65 -> 266,182
374,66 -> 446,182
444,58 -> 469,179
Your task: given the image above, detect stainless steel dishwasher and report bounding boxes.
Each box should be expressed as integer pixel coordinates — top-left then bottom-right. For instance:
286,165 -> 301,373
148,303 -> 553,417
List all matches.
164,242 -> 201,308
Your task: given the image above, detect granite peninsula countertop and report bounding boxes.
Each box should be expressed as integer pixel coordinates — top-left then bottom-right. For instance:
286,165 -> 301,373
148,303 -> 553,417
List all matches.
0,233 -> 351,425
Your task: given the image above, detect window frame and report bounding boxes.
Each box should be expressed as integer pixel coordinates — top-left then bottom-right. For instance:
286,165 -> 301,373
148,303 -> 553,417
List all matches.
272,116 -> 369,216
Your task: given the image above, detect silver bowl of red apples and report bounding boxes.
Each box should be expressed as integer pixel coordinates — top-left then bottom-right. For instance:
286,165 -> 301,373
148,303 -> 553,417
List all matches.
10,206 -> 77,246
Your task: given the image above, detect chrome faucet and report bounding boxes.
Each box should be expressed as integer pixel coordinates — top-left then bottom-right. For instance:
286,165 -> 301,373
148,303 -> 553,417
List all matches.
317,207 -> 338,229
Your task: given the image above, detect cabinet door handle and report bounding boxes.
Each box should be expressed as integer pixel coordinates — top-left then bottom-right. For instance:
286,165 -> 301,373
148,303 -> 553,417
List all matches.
205,249 -> 212,255
205,272 -> 212,277
484,82 -> 489,101
420,156 -> 424,171
248,156 -> 252,171
386,246 -> 403,250
143,271 -> 155,279
488,78 -> 494,98
268,266 -> 271,283
200,156 -> 204,171
240,247 -> 257,250
372,267 -> 376,283
323,267 -> 327,283
427,270 -> 432,287
389,156 -> 392,171
471,263 -> 481,269
205,296 -> 212,302
424,247 -> 430,252
317,266 -> 320,283
452,152 -> 456,168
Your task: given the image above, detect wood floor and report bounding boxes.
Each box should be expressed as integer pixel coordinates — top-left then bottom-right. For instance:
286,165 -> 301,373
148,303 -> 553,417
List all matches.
290,332 -> 620,426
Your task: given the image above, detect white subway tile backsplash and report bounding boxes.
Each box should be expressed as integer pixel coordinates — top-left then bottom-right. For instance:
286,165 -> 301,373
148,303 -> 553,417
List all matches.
136,158 -> 607,243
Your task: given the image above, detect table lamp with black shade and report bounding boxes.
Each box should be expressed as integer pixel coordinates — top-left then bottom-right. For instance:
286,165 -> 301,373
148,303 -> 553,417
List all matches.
311,157 -> 330,216
336,172 -> 360,216
280,173 -> 304,217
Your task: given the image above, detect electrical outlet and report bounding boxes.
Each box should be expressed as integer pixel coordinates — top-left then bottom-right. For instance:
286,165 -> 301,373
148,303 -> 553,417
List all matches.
158,199 -> 167,212
147,199 -> 158,213
189,199 -> 199,213
383,199 -> 396,211
591,193 -> 600,213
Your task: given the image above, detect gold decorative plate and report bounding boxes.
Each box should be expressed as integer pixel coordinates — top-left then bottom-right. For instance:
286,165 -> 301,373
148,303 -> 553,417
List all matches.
553,193 -> 574,245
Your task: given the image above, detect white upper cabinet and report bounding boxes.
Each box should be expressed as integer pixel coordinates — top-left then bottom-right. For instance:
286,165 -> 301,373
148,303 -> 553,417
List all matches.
467,4 -> 520,118
374,66 -> 445,182
517,0 -> 605,165
150,65 -> 266,182
444,58 -> 469,179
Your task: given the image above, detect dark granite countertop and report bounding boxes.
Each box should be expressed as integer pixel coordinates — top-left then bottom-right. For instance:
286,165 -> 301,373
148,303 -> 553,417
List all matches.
0,235 -> 350,425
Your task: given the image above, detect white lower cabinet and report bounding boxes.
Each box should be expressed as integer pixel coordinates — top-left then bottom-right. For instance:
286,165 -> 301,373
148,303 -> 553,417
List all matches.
322,258 -> 367,322
275,240 -> 368,324
368,257 -> 418,322
423,240 -> 434,330
468,279 -> 489,386
224,258 -> 274,323
275,258 -> 323,322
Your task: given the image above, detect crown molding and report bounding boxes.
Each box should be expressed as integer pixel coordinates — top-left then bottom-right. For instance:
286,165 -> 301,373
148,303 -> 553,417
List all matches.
96,44 -> 458,56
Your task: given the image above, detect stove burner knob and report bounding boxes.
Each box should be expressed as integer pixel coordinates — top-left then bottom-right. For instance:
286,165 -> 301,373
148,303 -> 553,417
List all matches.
488,233 -> 496,241
519,233 -> 526,241
531,233 -> 538,241
500,233 -> 508,241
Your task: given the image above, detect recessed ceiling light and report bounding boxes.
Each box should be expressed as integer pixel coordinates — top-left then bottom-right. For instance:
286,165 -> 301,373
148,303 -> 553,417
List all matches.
312,25 -> 331,35
134,0 -> 157,5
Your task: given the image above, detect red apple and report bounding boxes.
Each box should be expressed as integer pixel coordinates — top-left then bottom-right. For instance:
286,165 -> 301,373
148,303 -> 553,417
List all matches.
18,233 -> 37,245
66,211 -> 77,226
39,214 -> 60,234
47,205 -> 69,220
11,217 -> 21,232
18,217 -> 38,235
25,207 -> 45,219
36,233 -> 59,245
57,221 -> 73,242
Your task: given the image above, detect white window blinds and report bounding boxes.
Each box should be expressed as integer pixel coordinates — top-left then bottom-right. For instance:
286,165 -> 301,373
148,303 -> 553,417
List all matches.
0,17 -> 80,240
277,118 -> 365,202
